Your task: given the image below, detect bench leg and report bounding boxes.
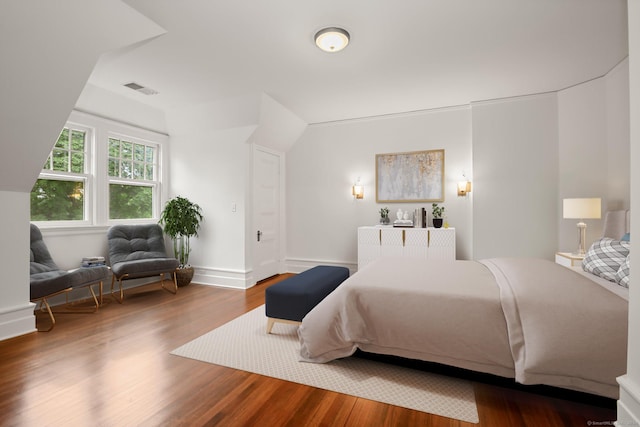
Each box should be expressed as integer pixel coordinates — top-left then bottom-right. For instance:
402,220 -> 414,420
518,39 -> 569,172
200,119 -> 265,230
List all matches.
266,317 -> 301,334
266,318 -> 276,334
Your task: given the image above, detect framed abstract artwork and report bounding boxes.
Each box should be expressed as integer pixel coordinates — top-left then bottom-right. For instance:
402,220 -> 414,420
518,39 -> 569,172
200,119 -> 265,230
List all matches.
376,149 -> 445,203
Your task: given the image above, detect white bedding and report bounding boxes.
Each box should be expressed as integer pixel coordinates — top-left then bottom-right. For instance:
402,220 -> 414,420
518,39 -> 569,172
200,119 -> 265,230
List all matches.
298,257 -> 628,398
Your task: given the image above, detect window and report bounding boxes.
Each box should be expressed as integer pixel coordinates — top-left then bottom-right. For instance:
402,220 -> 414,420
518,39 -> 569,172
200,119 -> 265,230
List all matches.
30,111 -> 166,226
30,126 -> 91,222
107,136 -> 158,220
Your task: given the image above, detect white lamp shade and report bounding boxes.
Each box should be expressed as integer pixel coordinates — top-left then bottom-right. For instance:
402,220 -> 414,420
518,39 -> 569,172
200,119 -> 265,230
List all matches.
563,198 -> 602,219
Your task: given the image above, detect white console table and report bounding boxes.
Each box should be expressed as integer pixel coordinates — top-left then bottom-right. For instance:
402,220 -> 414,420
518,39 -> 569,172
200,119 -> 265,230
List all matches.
357,226 -> 456,270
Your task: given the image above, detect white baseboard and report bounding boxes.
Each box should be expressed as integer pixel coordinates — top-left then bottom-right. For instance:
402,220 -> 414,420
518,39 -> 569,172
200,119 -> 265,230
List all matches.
193,266 -> 254,289
191,260 -> 357,290
285,258 -> 357,275
0,303 -> 36,341
617,375 -> 640,426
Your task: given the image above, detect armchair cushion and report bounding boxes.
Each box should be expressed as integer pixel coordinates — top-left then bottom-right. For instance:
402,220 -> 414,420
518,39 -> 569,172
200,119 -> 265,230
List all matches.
108,224 -> 178,279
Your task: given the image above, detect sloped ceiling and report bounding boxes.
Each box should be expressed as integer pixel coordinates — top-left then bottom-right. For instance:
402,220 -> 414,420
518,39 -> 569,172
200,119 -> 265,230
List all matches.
0,0 -> 166,192
88,0 -> 628,125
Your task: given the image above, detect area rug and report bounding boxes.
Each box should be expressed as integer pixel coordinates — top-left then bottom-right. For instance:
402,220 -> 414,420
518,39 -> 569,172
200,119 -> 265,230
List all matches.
171,305 -> 479,423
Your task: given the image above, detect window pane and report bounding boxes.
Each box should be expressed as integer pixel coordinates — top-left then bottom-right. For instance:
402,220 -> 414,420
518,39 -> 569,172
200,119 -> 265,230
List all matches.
134,143 -> 145,162
145,146 -> 154,163
108,138 -> 120,157
30,179 -> 84,221
55,128 -> 69,149
121,141 -> 132,160
52,150 -> 69,171
133,162 -> 144,180
109,184 -> 152,219
71,152 -> 84,173
108,158 -> 120,177
71,130 -> 85,151
121,160 -> 132,179
145,164 -> 154,180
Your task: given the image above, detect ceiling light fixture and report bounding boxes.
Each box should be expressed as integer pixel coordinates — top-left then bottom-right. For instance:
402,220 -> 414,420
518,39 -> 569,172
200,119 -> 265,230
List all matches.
314,27 -> 350,53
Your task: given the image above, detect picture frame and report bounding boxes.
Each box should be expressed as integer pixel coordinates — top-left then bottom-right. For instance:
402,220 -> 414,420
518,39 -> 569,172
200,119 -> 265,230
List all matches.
376,149 -> 445,203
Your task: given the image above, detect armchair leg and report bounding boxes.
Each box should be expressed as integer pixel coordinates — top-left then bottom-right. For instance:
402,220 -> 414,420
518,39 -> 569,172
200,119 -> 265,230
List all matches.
37,298 -> 56,332
160,271 -> 178,295
88,283 -> 100,312
110,274 -> 125,304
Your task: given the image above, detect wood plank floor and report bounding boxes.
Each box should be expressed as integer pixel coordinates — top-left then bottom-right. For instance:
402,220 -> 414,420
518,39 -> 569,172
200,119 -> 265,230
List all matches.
0,276 -> 617,426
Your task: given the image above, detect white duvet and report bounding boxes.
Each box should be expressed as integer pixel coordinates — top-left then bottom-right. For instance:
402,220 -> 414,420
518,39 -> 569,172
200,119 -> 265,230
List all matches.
298,257 -> 628,398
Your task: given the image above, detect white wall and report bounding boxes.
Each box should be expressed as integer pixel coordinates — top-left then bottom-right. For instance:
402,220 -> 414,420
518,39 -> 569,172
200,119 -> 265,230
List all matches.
606,59 -> 631,211
618,1 -> 639,424
557,79 -> 608,249
286,107 -> 473,269
556,59 -> 630,253
167,126 -> 254,288
472,93 -> 559,260
0,191 -> 33,340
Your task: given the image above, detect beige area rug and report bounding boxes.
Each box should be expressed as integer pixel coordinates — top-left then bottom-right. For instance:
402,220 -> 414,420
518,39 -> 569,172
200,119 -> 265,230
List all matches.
171,305 -> 479,423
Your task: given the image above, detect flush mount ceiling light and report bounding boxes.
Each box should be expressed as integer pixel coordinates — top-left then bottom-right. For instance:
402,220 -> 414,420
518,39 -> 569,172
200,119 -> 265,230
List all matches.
314,27 -> 350,53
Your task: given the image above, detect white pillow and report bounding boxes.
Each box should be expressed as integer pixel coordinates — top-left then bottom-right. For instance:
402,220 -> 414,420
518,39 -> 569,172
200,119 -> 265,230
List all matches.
582,238 -> 630,282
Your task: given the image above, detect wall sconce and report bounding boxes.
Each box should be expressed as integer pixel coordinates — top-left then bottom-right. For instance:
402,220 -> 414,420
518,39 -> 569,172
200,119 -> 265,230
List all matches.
352,178 -> 364,199
457,175 -> 471,197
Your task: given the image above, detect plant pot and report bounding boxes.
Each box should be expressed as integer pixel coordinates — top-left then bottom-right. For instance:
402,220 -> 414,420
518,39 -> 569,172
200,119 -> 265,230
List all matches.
175,266 -> 195,287
432,218 -> 443,228
380,217 -> 390,225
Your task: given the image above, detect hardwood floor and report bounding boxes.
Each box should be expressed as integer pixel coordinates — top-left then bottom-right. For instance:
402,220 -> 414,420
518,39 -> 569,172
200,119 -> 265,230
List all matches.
0,276 -> 616,426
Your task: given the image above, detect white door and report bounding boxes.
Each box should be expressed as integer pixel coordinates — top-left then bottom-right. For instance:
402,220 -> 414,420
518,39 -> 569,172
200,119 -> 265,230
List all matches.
253,145 -> 282,282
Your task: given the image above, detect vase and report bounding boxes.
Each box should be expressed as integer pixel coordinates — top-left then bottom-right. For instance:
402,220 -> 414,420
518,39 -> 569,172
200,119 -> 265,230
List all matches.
380,216 -> 390,225
176,266 -> 195,287
432,218 -> 443,228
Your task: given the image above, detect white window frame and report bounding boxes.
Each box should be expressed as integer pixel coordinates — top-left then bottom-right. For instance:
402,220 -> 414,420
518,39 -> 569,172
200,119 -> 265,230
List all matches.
31,122 -> 95,228
32,110 -> 167,229
107,132 -> 161,222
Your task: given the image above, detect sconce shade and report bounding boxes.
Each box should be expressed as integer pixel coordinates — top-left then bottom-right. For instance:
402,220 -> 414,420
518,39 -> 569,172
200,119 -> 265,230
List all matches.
563,198 -> 601,219
352,183 -> 364,199
315,27 -> 350,52
457,181 -> 471,196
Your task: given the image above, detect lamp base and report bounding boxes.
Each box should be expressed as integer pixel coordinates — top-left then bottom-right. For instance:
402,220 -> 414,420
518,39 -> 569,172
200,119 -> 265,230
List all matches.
576,221 -> 587,257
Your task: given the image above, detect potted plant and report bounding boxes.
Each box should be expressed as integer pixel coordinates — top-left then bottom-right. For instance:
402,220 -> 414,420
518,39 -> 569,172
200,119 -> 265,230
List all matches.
379,207 -> 390,225
431,203 -> 445,228
159,196 -> 203,286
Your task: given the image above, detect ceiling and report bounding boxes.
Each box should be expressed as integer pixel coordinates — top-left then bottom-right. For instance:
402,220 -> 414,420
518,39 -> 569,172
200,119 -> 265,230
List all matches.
87,0 -> 628,125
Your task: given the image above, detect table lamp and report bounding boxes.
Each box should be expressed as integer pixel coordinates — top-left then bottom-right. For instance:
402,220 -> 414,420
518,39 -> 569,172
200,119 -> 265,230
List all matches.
563,198 -> 602,256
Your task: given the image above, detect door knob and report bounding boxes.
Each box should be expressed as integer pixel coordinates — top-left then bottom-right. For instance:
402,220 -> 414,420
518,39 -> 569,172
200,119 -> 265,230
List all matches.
257,230 -> 262,242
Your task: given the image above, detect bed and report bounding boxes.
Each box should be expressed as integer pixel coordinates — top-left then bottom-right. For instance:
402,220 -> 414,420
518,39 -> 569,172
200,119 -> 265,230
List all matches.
298,212 -> 630,399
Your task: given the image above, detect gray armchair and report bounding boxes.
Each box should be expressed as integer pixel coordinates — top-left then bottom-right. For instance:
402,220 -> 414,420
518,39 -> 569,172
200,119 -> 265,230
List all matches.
107,224 -> 179,302
30,224 -> 108,331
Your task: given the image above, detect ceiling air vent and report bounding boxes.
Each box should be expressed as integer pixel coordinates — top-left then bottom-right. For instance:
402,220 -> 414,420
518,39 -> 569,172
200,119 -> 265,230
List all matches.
124,82 -> 158,96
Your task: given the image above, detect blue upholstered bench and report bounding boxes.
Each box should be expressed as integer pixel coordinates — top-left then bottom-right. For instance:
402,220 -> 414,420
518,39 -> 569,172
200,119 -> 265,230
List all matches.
265,265 -> 349,333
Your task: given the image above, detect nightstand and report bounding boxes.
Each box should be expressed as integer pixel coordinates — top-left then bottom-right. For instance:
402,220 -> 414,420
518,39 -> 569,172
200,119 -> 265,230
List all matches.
555,252 -> 584,267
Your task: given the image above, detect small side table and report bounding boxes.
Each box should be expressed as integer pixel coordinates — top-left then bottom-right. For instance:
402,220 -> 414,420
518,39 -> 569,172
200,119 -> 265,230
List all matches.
555,252 -> 584,267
